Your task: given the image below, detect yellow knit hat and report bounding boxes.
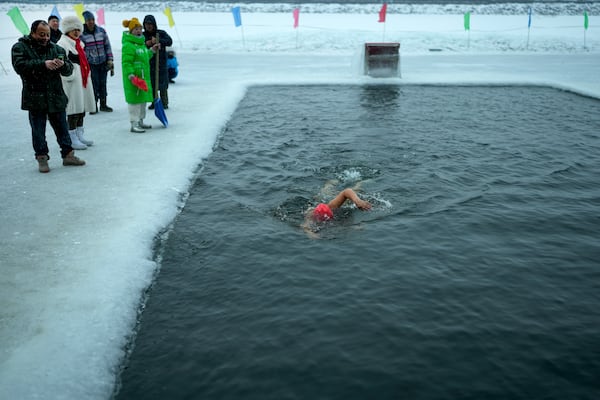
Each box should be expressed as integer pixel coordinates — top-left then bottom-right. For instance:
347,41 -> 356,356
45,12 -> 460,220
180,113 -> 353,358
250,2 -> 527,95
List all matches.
122,18 -> 142,32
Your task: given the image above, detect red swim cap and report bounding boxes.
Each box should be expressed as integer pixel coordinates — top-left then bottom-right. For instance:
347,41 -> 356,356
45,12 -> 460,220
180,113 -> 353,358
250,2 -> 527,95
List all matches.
313,203 -> 333,221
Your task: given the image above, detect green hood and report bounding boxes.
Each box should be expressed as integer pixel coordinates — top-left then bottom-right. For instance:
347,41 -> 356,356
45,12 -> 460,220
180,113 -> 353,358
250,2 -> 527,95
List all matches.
122,31 -> 145,45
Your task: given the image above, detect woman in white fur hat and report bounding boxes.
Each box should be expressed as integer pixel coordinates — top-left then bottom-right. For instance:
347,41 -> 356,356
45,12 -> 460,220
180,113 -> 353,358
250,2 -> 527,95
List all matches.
57,15 -> 97,149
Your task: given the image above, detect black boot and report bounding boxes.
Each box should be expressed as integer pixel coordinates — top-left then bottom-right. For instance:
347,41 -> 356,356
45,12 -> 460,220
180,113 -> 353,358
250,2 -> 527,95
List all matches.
90,100 -> 98,115
99,98 -> 113,112
160,89 -> 169,109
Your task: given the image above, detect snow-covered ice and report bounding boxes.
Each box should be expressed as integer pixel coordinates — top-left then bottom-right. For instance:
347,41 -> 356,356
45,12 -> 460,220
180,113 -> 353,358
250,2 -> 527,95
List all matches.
0,3 -> 598,399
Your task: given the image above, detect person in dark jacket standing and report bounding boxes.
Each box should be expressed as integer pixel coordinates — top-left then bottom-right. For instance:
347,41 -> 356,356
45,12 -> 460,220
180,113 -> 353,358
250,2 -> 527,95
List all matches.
143,15 -> 173,109
11,20 -> 85,173
48,15 -> 62,43
81,10 -> 114,113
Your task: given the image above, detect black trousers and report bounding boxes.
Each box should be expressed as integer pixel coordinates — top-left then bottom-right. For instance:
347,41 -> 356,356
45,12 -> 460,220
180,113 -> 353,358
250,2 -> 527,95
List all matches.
28,110 -> 73,158
90,63 -> 108,101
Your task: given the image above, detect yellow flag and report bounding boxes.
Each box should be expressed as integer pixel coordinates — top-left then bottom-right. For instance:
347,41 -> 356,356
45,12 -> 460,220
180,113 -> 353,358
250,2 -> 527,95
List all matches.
163,7 -> 175,28
73,4 -> 85,22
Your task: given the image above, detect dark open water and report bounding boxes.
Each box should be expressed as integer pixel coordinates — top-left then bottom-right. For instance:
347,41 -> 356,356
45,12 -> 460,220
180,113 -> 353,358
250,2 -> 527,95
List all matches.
116,85 -> 600,400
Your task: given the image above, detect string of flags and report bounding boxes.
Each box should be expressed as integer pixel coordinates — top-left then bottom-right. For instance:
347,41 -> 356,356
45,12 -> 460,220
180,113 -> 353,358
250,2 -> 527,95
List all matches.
4,4 -> 593,48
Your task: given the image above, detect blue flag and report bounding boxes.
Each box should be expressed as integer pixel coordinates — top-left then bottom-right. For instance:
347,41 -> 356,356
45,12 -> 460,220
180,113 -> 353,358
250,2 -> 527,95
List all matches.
231,6 -> 242,27
528,7 -> 532,28
51,5 -> 61,20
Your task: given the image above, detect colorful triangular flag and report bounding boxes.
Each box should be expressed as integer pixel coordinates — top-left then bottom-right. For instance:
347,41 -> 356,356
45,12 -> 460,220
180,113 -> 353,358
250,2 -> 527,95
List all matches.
464,12 -> 471,31
50,5 -> 61,21
164,7 -> 175,28
232,6 -> 242,27
293,8 -> 300,29
73,3 -> 85,22
97,8 -> 105,25
7,7 -> 29,36
378,3 -> 387,23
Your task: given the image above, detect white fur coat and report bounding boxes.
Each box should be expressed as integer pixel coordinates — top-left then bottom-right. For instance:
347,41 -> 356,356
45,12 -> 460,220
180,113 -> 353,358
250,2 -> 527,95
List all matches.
56,35 -> 96,115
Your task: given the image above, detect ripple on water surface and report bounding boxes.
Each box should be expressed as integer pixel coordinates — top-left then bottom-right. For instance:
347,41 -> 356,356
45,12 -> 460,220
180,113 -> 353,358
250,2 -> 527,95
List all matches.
117,85 -> 600,400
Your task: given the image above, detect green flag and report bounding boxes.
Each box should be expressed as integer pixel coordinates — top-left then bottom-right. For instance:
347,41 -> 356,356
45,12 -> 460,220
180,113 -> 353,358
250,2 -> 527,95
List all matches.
584,11 -> 589,30
464,12 -> 471,31
6,7 -> 29,36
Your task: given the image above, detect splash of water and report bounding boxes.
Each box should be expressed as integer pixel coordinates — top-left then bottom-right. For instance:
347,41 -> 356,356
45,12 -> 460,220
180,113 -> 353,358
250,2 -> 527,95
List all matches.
337,168 -> 363,183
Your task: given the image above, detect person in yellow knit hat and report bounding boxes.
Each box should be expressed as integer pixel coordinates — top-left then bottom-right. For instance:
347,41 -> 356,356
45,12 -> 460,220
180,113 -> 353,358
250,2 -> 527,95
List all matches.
121,18 -> 159,133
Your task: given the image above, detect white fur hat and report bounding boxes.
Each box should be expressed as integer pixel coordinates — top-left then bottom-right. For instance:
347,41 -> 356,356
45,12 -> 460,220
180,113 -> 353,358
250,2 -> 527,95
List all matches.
61,16 -> 83,34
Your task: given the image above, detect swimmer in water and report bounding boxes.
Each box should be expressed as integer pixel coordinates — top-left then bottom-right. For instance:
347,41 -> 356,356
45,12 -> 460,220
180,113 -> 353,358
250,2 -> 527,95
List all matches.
302,182 -> 372,237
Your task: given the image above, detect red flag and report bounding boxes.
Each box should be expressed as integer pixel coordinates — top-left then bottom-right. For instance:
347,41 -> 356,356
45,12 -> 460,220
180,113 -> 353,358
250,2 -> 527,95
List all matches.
378,3 -> 387,23
293,8 -> 300,29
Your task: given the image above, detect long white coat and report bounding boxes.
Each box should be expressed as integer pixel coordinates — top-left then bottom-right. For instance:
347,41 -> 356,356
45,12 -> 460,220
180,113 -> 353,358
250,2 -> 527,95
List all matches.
57,35 -> 96,115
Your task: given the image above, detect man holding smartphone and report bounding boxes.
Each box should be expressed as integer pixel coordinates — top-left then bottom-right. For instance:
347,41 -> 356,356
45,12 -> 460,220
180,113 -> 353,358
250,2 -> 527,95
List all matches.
11,20 -> 86,173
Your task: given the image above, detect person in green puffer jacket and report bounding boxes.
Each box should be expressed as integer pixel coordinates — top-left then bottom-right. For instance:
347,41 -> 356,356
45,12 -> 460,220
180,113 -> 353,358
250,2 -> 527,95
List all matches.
121,18 -> 158,133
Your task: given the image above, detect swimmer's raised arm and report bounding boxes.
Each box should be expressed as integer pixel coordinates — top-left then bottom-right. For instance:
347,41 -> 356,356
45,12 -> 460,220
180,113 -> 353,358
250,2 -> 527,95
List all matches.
328,188 -> 372,210
301,188 -> 370,238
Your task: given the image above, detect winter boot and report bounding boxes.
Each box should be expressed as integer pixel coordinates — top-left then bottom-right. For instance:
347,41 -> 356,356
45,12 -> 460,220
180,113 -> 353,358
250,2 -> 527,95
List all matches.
62,151 -> 86,166
99,98 -> 113,112
90,100 -> 98,115
160,89 -> 169,109
130,121 -> 146,133
138,120 -> 152,129
69,129 -> 87,150
76,126 -> 94,146
36,155 -> 50,173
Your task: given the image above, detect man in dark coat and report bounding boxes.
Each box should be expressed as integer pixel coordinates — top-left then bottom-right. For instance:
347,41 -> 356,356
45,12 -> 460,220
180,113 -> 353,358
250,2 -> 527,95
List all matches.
11,20 -> 85,173
48,15 -> 62,43
143,14 -> 173,109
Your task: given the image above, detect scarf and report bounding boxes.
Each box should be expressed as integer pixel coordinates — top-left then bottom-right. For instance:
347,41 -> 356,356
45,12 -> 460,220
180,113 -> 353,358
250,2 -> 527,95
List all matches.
75,38 -> 90,88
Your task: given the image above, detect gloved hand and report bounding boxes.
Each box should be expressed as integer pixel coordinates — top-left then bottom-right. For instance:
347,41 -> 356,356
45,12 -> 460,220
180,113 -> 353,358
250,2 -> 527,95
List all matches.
107,60 -> 115,76
68,52 -> 80,64
129,75 -> 148,91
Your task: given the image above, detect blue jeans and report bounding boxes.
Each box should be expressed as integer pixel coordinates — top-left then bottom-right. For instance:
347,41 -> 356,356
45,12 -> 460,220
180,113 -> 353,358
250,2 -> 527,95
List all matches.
28,110 -> 73,158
